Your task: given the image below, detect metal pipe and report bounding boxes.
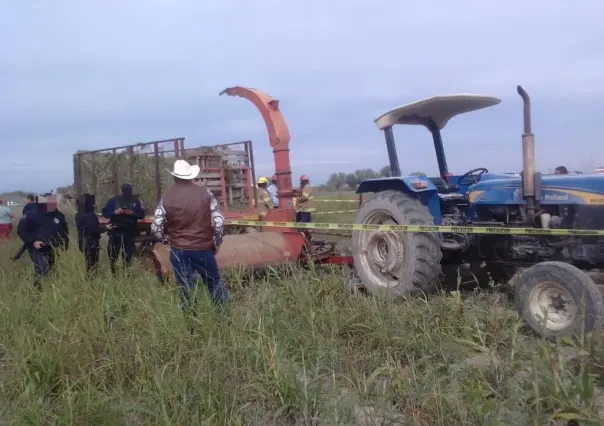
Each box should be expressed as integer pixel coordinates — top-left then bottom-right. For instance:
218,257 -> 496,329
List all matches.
112,148 -> 119,196
76,137 -> 186,155
73,154 -> 81,200
517,85 -> 536,223
427,120 -> 449,180
154,143 -> 161,205
246,140 -> 258,206
384,126 -> 401,177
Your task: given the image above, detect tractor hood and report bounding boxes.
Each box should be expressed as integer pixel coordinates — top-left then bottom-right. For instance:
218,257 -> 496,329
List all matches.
474,172 -> 519,182
468,173 -> 604,205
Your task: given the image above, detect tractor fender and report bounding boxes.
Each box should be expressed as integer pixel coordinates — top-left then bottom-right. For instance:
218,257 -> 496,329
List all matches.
356,177 -> 441,222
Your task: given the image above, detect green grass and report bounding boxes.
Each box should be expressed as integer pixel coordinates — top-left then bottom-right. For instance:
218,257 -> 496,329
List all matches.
1,194 -> 604,425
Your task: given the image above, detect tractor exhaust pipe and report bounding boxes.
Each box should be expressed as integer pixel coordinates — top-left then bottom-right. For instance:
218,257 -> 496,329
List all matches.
517,85 -> 536,224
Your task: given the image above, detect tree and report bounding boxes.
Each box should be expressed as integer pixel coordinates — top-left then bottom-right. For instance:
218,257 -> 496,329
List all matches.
354,168 -> 378,183
325,173 -> 340,191
379,165 -> 392,177
325,172 -> 348,190
409,171 -> 427,177
345,173 -> 358,188
323,166 -> 418,191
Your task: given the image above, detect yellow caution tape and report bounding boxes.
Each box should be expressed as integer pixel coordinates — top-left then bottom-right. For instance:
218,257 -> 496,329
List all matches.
224,219 -> 604,236
314,210 -> 357,215
102,214 -> 262,222
110,213 -> 602,236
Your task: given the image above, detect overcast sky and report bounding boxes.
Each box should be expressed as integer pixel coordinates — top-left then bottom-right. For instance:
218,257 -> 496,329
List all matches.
1,0 -> 603,192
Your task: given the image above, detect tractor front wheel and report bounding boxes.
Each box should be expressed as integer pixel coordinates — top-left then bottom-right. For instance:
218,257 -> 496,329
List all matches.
352,190 -> 442,298
515,261 -> 604,338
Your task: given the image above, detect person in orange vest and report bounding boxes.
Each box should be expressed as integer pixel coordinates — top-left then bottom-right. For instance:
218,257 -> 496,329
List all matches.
295,174 -> 315,223
256,177 -> 273,218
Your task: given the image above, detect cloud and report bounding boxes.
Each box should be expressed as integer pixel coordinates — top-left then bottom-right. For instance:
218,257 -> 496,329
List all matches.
1,0 -> 603,192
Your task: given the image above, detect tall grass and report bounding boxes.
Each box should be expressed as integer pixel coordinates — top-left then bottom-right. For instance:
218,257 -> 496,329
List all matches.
1,195 -> 604,424
2,237 -> 604,425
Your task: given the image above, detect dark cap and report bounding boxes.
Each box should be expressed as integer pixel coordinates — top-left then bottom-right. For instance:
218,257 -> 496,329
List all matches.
121,183 -> 133,191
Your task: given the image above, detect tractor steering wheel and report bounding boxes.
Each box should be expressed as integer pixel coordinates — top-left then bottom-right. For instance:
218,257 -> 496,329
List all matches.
458,167 -> 489,186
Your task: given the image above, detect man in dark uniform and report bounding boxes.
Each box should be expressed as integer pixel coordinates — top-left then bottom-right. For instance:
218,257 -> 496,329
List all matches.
101,183 -> 145,274
17,194 -> 69,288
11,194 -> 39,262
75,193 -> 104,274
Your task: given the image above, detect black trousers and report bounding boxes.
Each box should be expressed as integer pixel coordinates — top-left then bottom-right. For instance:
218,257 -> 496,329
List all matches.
295,212 -> 312,240
107,232 -> 136,274
29,248 -> 55,289
296,212 -> 312,223
84,239 -> 100,274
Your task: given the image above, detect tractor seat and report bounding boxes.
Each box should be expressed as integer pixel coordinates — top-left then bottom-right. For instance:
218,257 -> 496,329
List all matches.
429,177 -> 459,194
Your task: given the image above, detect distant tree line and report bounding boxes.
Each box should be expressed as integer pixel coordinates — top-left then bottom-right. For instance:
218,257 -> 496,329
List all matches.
319,166 -> 426,191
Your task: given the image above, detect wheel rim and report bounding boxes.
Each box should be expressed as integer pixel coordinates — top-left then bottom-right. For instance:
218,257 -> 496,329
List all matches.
528,281 -> 578,331
358,210 -> 406,288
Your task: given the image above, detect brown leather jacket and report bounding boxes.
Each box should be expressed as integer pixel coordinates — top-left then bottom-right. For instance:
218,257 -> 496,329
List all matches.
162,181 -> 214,251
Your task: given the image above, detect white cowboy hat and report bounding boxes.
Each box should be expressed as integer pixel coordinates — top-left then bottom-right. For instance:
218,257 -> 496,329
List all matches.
167,159 -> 200,180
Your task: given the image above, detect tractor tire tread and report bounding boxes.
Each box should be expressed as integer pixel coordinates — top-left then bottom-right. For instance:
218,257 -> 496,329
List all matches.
514,261 -> 604,338
353,190 -> 442,297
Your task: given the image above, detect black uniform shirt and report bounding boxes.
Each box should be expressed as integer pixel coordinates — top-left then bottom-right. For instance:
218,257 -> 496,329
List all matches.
17,207 -> 69,250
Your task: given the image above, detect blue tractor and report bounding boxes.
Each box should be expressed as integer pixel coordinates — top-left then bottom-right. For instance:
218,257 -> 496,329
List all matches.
352,85 -> 604,338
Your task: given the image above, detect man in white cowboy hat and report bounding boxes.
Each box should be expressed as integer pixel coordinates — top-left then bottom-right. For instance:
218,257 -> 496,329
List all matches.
151,159 -> 227,308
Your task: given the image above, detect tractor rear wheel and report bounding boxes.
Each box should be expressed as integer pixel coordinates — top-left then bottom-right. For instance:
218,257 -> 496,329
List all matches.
515,261 -> 604,338
352,190 -> 442,298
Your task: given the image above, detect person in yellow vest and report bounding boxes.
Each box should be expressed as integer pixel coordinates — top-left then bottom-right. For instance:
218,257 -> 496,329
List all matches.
257,176 -> 273,218
295,174 -> 315,223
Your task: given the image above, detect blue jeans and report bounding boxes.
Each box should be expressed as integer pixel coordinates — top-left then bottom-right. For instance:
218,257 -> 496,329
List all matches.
169,248 -> 227,307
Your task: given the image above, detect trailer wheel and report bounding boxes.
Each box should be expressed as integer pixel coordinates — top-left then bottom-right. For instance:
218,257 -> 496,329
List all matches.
515,261 -> 604,338
352,190 -> 442,298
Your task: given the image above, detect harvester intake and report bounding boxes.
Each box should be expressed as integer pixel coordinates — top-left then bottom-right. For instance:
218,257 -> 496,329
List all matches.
215,232 -> 305,269
152,232 -> 306,280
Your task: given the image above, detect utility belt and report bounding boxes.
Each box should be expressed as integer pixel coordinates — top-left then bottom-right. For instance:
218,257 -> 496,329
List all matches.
108,217 -> 138,234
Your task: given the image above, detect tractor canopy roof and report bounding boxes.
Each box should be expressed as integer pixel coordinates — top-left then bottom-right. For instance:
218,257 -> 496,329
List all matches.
374,94 -> 502,131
